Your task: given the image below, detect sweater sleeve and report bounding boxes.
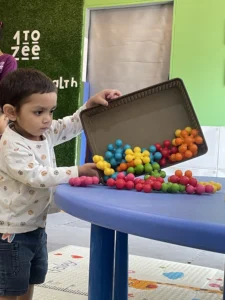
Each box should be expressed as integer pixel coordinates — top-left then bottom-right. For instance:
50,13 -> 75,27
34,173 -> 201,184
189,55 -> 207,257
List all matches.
4,144 -> 78,188
49,104 -> 87,146
1,56 -> 17,79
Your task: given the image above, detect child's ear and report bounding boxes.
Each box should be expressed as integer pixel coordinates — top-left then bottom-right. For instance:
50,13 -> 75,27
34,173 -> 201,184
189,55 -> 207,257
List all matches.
3,104 -> 17,121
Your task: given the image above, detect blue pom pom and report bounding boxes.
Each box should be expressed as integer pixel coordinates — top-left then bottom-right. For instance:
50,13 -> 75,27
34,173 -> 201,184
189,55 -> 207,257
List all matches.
154,152 -> 162,160
115,139 -> 123,148
110,158 -> 117,167
111,173 -> 117,179
149,145 -> 156,153
104,175 -> 110,182
107,144 -> 114,151
123,144 -> 131,151
115,148 -> 123,153
105,151 -> 113,159
115,152 -> 122,161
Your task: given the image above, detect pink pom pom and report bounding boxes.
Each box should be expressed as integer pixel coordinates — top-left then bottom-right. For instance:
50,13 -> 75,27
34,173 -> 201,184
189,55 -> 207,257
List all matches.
73,178 -> 81,187
117,172 -> 126,179
205,185 -> 214,194
80,176 -> 87,182
92,176 -> 100,185
195,184 -> 205,195
125,173 -> 135,182
115,179 -> 126,189
84,177 -> 93,186
69,178 -> 74,186
126,180 -> 134,190
186,185 -> 195,194
107,178 -> 115,187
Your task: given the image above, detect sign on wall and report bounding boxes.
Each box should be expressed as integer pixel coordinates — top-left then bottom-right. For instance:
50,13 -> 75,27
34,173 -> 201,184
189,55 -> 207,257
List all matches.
53,77 -> 78,89
11,30 -> 79,89
11,30 -> 41,61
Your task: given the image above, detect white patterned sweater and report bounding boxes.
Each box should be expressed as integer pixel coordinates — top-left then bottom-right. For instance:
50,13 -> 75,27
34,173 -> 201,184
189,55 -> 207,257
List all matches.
0,104 -> 86,234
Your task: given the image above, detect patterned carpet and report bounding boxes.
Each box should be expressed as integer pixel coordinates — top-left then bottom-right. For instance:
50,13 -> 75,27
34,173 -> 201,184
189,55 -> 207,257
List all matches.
34,246 -> 224,300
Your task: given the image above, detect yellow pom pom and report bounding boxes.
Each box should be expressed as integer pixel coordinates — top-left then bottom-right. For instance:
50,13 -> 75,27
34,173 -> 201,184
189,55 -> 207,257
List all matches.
212,185 -> 217,193
134,152 -> 142,158
99,156 -> 104,161
125,154 -> 134,162
125,149 -> 133,155
134,147 -> 141,153
142,157 -> 150,164
107,163 -> 111,168
104,168 -> 112,176
142,150 -> 150,156
175,129 -> 181,137
103,161 -> 108,169
93,155 -> 100,163
185,127 -> 192,134
214,182 -> 222,191
110,169 -> 115,175
134,158 -> 142,166
96,161 -> 104,170
209,181 -> 215,185
172,139 -> 176,146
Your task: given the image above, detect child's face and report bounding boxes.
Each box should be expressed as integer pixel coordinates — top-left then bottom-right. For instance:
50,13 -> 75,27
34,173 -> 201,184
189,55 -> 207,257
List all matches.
0,113 -> 9,135
14,92 -> 57,140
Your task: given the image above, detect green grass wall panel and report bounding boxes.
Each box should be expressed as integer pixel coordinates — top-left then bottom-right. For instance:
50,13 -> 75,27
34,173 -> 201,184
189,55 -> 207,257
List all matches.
1,0 -> 83,166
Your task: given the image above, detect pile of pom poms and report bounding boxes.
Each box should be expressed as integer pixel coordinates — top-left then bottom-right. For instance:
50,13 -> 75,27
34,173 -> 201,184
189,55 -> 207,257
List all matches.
106,170 -> 220,195
69,176 -> 100,187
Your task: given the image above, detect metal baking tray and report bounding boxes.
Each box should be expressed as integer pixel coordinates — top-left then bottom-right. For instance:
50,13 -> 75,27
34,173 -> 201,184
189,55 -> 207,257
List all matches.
80,78 -> 208,170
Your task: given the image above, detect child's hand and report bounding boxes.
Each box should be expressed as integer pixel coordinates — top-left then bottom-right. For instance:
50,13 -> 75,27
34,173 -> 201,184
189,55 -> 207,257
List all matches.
78,163 -> 99,177
86,89 -> 122,109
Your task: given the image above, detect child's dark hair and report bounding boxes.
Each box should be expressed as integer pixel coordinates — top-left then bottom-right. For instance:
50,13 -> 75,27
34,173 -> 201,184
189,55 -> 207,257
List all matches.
0,68 -> 58,111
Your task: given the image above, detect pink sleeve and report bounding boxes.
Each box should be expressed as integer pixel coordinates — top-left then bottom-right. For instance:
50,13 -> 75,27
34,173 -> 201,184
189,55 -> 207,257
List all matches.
0,56 -> 17,79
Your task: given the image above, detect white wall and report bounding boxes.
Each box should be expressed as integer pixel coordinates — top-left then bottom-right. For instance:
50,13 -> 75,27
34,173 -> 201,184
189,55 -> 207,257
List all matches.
164,126 -> 225,177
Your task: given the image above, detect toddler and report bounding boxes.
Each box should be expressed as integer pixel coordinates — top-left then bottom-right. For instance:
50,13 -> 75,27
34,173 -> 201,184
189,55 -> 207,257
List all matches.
0,68 -> 121,300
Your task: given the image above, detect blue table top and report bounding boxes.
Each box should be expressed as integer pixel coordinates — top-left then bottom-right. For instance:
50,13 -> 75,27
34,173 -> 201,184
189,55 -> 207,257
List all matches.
55,176 -> 225,254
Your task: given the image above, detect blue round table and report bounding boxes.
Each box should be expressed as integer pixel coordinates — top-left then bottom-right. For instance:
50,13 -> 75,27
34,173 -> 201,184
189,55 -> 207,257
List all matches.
54,176 -> 225,300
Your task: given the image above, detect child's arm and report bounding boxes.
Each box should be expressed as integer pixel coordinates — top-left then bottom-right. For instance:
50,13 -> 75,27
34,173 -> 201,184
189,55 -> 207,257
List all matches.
49,104 -> 86,146
4,145 -> 98,188
50,89 -> 122,146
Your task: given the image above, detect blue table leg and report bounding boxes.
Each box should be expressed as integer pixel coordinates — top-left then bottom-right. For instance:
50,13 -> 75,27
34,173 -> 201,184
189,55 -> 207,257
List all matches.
88,224 -> 115,300
113,232 -> 128,300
